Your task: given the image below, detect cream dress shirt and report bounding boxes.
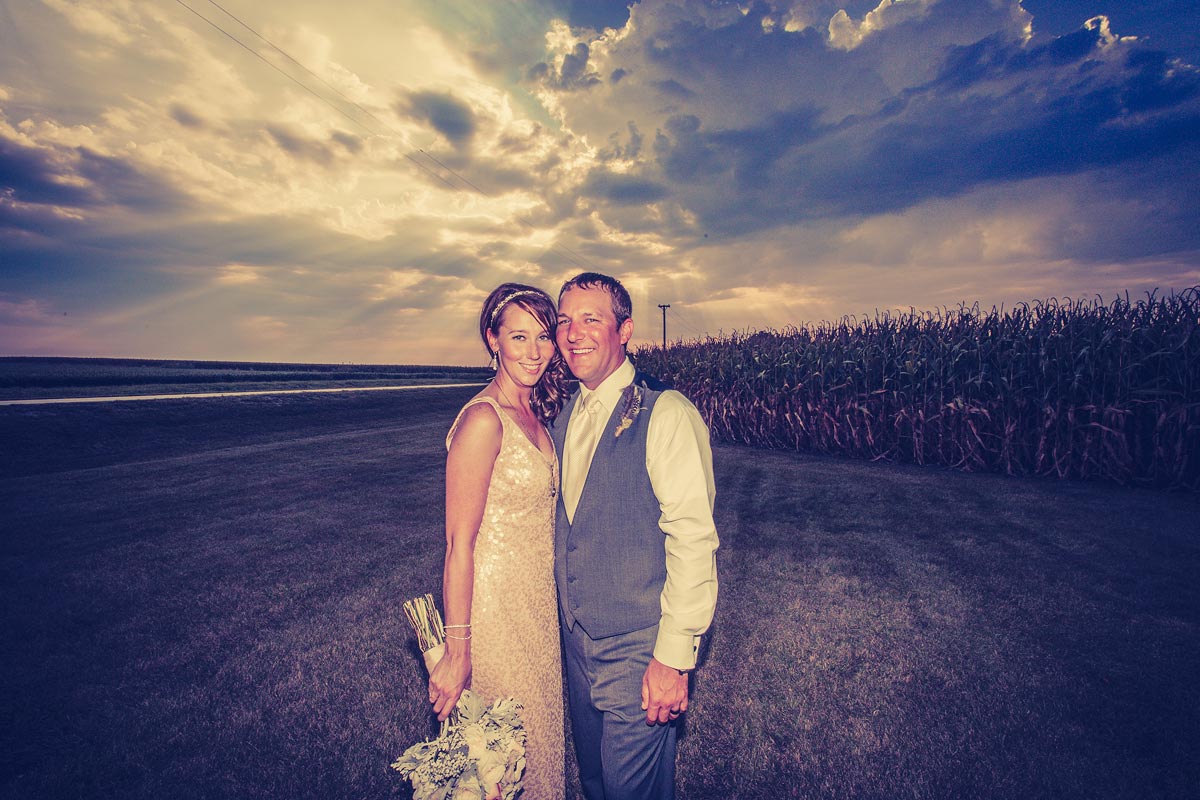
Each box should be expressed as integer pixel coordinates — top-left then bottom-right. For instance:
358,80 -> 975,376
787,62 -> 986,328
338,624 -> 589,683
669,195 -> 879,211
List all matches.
562,358 -> 719,670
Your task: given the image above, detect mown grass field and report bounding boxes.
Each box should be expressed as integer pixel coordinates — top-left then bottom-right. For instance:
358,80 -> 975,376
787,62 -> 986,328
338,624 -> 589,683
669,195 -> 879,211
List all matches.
2,387 -> 1198,799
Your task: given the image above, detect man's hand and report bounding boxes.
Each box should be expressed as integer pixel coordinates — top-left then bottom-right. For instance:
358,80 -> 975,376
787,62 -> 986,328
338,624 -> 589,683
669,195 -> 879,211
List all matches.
641,657 -> 689,725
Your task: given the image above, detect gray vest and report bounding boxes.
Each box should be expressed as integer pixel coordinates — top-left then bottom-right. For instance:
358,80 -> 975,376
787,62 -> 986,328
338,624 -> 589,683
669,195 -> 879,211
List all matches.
552,371 -> 669,638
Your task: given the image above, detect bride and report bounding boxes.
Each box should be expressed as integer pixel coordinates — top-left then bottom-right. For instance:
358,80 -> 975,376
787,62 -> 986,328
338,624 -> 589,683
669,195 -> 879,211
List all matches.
428,283 -> 568,799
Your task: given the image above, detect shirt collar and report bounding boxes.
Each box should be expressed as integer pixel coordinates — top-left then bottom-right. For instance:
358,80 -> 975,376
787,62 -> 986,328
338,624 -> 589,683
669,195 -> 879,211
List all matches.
577,358 -> 635,414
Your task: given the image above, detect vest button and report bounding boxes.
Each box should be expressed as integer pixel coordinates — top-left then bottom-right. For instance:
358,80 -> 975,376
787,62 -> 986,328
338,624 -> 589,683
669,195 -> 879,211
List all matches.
568,575 -> 576,583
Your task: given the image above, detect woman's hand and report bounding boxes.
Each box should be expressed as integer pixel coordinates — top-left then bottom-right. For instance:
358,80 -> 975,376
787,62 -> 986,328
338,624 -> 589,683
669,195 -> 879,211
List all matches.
428,649 -> 471,721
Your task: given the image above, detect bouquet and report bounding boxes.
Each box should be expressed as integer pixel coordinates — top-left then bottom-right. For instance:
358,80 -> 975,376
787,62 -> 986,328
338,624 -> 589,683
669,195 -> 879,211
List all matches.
392,594 -> 526,800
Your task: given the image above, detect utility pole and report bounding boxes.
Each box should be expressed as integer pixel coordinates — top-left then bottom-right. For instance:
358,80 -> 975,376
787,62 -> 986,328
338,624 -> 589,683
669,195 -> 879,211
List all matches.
658,304 -> 670,349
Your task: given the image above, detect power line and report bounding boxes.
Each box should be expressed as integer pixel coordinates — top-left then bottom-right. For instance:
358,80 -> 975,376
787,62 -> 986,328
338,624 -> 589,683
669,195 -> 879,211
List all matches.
203,0 -> 390,134
667,306 -> 706,340
172,0 -> 376,135
174,0 -> 458,190
552,244 -> 600,272
171,0 -> 603,270
202,0 -> 495,195
416,149 -> 486,195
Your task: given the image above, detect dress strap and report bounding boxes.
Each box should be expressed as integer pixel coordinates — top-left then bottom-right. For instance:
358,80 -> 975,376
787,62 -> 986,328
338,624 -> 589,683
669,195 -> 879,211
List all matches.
445,395 -> 506,451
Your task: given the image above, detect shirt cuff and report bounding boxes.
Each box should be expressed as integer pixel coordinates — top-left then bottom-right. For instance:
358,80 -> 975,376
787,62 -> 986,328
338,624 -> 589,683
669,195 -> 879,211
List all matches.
653,629 -> 701,671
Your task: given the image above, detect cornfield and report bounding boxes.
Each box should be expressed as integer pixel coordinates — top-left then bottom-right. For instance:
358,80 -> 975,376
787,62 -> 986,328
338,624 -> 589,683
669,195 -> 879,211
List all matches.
634,287 -> 1200,489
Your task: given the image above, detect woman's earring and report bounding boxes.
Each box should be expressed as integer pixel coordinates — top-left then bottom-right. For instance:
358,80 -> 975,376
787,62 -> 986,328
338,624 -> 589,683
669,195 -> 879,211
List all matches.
490,353 -> 498,371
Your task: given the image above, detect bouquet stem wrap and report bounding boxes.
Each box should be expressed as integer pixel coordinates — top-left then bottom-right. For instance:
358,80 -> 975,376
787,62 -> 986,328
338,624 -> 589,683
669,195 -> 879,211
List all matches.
393,593 -> 527,800
403,592 -> 448,677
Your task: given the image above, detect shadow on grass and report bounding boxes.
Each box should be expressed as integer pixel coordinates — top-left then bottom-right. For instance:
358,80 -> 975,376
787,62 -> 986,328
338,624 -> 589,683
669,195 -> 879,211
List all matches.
2,390 -> 1197,799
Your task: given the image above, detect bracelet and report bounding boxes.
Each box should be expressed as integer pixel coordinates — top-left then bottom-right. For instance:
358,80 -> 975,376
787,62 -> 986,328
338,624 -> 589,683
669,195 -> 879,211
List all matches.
444,623 -> 472,629
445,632 -> 472,640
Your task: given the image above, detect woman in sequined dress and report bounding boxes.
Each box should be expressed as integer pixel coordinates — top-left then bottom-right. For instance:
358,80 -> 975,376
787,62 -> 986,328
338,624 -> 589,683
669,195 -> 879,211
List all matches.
429,283 -> 570,799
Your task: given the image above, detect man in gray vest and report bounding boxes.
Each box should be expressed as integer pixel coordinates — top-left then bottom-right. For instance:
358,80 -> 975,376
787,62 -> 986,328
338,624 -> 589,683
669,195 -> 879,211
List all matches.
552,272 -> 719,799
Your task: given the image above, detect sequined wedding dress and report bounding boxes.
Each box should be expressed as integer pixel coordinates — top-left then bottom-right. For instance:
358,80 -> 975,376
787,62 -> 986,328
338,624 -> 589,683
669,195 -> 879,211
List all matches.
446,396 -> 564,799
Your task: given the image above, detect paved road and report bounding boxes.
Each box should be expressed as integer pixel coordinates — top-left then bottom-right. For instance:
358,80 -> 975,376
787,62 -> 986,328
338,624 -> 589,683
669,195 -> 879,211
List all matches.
0,382 -> 487,406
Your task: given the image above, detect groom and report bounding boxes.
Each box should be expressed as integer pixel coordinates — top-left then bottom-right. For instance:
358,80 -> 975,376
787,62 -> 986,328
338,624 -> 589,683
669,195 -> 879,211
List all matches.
551,272 -> 719,800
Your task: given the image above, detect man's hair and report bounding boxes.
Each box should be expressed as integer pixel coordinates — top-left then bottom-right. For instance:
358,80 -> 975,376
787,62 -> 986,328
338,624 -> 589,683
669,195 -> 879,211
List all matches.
559,272 -> 633,325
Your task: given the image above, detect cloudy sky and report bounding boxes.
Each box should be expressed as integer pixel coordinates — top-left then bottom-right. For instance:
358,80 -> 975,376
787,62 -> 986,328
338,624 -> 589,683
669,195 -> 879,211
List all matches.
2,0 -> 1198,365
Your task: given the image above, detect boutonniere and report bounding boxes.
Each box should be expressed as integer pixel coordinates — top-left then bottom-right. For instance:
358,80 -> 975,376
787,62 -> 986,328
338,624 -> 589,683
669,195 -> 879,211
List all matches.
614,385 -> 643,438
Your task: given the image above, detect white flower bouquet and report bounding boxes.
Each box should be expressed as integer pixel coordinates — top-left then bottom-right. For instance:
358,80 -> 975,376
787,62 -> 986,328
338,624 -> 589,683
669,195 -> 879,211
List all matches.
392,594 -> 526,800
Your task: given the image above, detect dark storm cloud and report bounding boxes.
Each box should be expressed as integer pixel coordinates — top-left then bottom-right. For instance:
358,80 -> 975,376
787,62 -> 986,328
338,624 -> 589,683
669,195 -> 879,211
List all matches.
652,78 -> 695,99
0,200 -> 473,322
76,148 -> 192,212
169,104 -> 206,130
1,133 -> 191,213
599,121 -> 644,161
647,21 -> 1200,236
635,2 -> 812,76
1022,0 -> 1200,64
933,24 -> 1200,107
582,169 -> 669,204
5,0 -> 1198,362
401,90 -> 478,145
331,130 -> 364,154
496,122 -> 547,155
262,127 -> 364,165
266,125 -> 336,165
831,29 -> 1200,204
656,108 -> 823,188
0,133 -> 94,207
562,0 -> 635,32
529,42 -> 603,90
1047,152 -> 1200,260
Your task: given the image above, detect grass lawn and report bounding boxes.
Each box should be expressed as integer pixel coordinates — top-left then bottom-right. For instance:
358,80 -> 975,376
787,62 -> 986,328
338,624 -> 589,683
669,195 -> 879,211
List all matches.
2,388 -> 1197,799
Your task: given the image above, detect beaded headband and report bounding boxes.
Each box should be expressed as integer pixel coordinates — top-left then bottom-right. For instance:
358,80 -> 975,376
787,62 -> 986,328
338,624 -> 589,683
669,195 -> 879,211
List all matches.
489,289 -> 546,325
